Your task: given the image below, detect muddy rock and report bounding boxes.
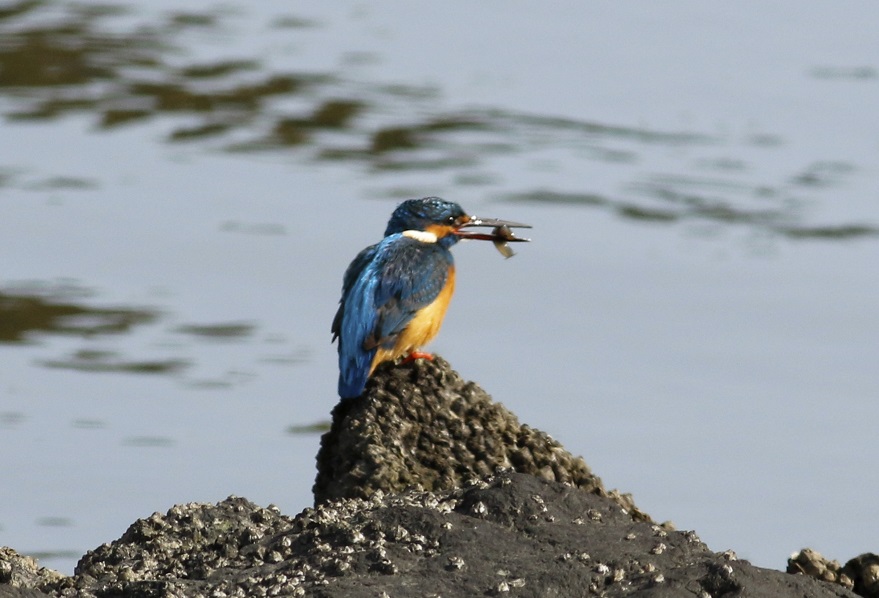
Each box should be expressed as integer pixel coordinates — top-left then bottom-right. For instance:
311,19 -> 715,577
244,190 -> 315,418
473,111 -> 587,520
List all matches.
2,473 -> 862,598
315,355 -> 650,522
842,553 -> 879,598
0,356 -> 871,597
0,547 -> 60,597
788,548 -> 852,588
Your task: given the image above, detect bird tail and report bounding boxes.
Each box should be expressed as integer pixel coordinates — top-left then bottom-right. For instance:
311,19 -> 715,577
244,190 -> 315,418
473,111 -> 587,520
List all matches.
337,346 -> 374,399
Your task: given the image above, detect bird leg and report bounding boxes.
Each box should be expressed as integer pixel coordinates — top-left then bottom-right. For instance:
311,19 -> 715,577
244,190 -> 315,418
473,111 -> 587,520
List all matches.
401,351 -> 434,365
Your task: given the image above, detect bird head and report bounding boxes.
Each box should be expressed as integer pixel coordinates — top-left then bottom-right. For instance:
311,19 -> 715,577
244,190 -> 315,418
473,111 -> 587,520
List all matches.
385,197 -> 530,249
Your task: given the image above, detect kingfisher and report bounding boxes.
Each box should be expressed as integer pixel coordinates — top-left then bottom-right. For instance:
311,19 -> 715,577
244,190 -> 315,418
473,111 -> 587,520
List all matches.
332,197 -> 530,399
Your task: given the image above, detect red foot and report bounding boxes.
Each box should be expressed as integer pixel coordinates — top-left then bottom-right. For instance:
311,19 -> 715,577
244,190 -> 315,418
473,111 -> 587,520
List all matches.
402,351 -> 434,365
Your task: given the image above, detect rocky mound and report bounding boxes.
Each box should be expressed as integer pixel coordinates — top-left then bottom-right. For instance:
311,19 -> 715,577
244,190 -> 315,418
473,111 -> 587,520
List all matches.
315,356 -> 650,521
0,356 -> 874,597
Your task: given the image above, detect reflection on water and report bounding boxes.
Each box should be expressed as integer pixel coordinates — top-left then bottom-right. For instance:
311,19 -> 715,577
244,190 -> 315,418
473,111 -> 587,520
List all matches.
121,436 -> 175,447
505,189 -> 678,224
1,1 -> 319,137
0,411 -> 26,426
41,349 -> 189,375
259,99 -> 365,148
2,1 -> 874,239
24,176 -> 97,190
0,3 -> 140,89
71,418 -> 106,429
506,183 -> 878,240
0,285 -> 155,343
0,171 -> 98,191
286,421 -> 331,435
175,322 -> 255,340
810,66 -> 877,80
791,161 -> 856,188
36,516 -> 72,528
0,282 -> 288,383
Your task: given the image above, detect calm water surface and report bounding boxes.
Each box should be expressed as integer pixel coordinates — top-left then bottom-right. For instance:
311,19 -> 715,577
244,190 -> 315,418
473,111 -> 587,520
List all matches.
1,1 -> 877,573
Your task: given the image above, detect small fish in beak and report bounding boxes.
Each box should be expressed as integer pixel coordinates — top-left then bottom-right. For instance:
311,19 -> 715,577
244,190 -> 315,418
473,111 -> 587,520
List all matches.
491,224 -> 524,258
454,216 -> 531,258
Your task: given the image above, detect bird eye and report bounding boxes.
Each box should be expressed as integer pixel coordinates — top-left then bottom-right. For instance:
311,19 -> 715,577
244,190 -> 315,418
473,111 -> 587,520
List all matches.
447,215 -> 457,225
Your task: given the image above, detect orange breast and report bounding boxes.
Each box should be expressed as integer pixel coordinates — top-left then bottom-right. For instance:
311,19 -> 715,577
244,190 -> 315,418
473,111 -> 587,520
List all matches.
370,267 -> 456,373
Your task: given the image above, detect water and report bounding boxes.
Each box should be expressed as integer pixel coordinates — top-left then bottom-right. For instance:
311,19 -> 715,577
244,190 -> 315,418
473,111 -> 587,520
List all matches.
1,1 -> 877,574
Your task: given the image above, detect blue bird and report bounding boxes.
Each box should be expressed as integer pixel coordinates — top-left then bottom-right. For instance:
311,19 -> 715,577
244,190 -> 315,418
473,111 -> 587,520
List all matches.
332,197 -> 530,398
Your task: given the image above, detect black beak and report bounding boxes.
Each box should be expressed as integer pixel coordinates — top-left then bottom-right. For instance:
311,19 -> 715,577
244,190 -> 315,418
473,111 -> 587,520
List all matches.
453,217 -> 532,242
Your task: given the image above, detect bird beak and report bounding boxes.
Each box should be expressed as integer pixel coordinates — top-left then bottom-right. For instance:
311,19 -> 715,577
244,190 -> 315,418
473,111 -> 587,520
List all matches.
453,217 -> 532,242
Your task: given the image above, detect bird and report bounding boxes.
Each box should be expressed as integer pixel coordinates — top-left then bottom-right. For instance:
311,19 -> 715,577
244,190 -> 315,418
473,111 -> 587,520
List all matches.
331,197 -> 530,399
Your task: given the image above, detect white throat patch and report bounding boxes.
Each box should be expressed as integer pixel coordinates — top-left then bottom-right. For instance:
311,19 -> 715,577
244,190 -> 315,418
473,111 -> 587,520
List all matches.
402,230 -> 438,243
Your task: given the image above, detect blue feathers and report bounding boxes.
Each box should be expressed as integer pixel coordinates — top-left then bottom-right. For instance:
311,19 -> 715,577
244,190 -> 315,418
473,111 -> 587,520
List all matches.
332,196 -> 529,398
384,197 -> 466,238
332,233 -> 453,398
332,243 -> 381,398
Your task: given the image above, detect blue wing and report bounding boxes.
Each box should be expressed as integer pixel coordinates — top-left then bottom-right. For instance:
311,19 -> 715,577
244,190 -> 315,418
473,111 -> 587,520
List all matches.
333,234 -> 451,398
331,242 -> 378,344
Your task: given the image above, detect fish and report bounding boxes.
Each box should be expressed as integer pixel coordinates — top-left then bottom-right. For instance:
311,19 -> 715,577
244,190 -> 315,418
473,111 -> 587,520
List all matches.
491,224 -> 530,258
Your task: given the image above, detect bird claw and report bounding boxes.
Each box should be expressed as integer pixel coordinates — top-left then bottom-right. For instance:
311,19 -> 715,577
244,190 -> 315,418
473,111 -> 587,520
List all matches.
402,351 -> 434,365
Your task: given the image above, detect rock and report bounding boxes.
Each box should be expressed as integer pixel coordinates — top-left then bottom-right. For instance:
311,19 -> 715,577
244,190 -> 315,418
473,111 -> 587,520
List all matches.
842,554 -> 879,598
314,355 -> 651,522
3,474 -> 862,598
788,548 -> 852,588
0,548 -> 60,597
55,497 -> 295,596
0,586 -> 53,598
0,356 -> 871,597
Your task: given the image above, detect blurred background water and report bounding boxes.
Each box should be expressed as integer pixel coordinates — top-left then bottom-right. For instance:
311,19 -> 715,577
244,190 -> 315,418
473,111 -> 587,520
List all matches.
1,0 -> 877,574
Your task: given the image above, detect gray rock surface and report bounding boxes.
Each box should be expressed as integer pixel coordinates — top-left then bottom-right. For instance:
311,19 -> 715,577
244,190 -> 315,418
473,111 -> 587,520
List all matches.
315,356 -> 651,522
0,355 -> 872,597
841,553 -> 879,598
787,549 -> 879,598
0,475 -> 861,598
788,548 -> 852,588
0,547 -> 60,598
